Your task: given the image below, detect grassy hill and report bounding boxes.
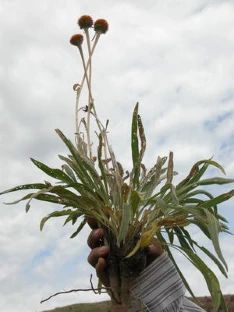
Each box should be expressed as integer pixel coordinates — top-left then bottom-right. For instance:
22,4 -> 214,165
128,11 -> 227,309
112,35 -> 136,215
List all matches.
42,296 -> 234,312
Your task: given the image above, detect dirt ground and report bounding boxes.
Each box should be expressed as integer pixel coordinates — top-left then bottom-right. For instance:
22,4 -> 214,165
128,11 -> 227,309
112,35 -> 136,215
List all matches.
194,295 -> 234,311
42,295 -> 234,312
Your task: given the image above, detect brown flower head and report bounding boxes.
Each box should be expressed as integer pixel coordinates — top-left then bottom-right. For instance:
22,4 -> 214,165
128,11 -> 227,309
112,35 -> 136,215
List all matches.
94,19 -> 109,34
70,34 -> 84,47
78,15 -> 93,29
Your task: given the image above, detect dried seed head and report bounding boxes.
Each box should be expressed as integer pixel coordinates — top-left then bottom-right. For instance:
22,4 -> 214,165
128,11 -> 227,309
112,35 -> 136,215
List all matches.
73,83 -> 80,91
70,34 -> 84,47
78,15 -> 93,29
94,19 -> 109,34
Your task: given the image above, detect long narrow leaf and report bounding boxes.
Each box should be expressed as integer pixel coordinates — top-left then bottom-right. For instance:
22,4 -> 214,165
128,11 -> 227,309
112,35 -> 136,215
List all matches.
97,134 -> 109,195
204,210 -> 228,270
197,177 -> 234,186
0,183 -> 47,195
131,103 -> 140,188
40,210 -> 73,230
166,151 -> 174,184
156,231 -> 196,299
199,190 -> 234,210
31,158 -> 73,184
137,114 -> 146,162
192,241 -> 228,278
180,247 -> 224,311
70,219 -> 86,238
56,129 -> 107,200
118,203 -> 131,244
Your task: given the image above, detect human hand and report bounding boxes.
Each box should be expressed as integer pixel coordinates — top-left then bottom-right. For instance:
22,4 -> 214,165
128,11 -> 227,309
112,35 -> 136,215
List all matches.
87,221 -> 163,287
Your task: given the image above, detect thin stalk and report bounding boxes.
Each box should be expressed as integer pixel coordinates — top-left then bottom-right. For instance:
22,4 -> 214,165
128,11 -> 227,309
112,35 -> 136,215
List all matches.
92,105 -> 110,170
75,33 -> 101,147
81,34 -> 111,172
77,33 -> 111,173
84,28 -> 93,159
78,45 -> 93,158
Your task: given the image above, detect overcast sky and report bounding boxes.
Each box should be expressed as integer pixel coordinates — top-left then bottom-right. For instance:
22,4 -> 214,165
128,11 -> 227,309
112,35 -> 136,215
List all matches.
0,1 -> 234,311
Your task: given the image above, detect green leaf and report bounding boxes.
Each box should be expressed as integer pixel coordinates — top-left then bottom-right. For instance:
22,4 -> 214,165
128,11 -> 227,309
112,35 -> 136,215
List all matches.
204,210 -> 228,271
129,190 -> 141,218
198,190 -> 234,209
0,183 -> 48,195
131,103 -> 140,188
56,129 -> 107,201
181,189 -> 214,201
31,158 -> 74,184
197,177 -> 234,186
4,190 -> 72,208
118,203 -> 131,244
177,159 -> 226,190
63,211 -> 81,226
169,184 -> 179,204
189,159 -> 226,182
142,156 -> 166,198
40,210 -> 73,231
97,134 -> 109,195
181,247 -> 224,311
26,193 -> 78,212
58,155 -> 87,185
190,220 -> 211,239
174,227 -> 192,250
192,241 -> 228,278
167,229 -> 174,244
180,227 -> 195,251
156,231 -> 196,299
61,164 -> 77,182
70,219 -> 86,238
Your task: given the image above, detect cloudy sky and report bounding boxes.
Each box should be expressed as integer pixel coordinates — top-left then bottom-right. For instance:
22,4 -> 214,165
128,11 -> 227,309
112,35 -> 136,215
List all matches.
0,0 -> 234,311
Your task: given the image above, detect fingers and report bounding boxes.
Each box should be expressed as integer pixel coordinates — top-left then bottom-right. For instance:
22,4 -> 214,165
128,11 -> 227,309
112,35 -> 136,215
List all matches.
96,257 -> 110,287
87,245 -> 110,267
146,239 -> 164,265
147,240 -> 163,257
96,257 -> 107,273
87,228 -> 105,249
87,227 -> 110,287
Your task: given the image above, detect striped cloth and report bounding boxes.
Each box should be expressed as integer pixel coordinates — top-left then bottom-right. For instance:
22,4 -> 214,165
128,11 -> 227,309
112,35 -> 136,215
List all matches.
130,252 -> 206,312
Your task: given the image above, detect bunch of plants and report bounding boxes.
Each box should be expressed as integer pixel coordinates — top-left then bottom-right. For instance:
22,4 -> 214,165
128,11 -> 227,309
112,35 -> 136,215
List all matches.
1,15 -> 234,312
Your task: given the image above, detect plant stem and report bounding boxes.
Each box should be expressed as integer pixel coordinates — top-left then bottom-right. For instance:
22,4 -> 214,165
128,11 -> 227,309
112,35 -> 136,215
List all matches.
84,28 -> 93,159
78,45 -> 93,155
74,33 -> 100,147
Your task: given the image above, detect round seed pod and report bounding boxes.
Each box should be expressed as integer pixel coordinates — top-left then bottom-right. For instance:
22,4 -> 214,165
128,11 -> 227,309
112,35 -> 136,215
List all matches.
70,34 -> 84,47
78,15 -> 93,29
94,19 -> 109,34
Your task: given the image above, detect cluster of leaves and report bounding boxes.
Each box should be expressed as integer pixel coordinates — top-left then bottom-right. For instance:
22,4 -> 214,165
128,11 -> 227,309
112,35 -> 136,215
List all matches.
1,103 -> 234,310
1,15 -> 234,312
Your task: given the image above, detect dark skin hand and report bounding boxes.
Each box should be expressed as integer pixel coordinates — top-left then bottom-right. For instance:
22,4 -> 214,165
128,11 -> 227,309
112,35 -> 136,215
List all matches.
87,221 -> 164,287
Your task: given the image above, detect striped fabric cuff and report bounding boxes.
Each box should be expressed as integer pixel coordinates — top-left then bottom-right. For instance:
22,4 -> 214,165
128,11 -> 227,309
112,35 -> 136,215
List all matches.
131,252 -> 185,311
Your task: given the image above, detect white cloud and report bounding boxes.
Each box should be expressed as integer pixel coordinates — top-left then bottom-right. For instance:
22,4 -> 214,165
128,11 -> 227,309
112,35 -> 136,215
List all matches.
0,0 -> 234,311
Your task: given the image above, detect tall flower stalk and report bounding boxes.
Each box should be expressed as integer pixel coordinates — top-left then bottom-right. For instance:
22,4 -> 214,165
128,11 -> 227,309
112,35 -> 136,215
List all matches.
1,15 -> 234,312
